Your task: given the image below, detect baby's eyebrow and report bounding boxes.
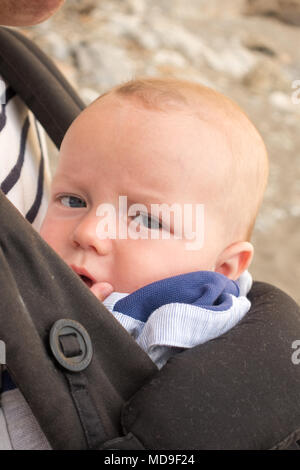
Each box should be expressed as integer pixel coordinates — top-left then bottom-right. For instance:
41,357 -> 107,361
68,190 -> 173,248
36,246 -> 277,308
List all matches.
126,192 -> 166,206
51,172 -> 86,190
52,171 -> 77,183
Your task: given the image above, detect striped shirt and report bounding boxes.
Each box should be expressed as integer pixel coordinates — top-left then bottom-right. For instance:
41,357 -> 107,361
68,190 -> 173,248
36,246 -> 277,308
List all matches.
0,80 -> 51,230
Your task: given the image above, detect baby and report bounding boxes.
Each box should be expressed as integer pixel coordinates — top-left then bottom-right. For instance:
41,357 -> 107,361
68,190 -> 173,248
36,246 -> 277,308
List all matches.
40,77 -> 269,367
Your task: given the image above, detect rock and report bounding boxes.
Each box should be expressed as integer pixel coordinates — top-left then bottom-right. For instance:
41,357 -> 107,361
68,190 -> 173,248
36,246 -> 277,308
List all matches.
269,90 -> 299,112
147,18 -> 204,62
64,0 -> 97,15
242,58 -> 291,92
81,87 -> 101,105
288,204 -> 300,216
201,40 -> 257,78
243,33 -> 277,57
153,49 -> 187,68
73,41 -> 136,91
144,0 -> 247,21
126,0 -> 147,16
245,0 -> 300,26
103,13 -> 161,50
41,32 -> 70,62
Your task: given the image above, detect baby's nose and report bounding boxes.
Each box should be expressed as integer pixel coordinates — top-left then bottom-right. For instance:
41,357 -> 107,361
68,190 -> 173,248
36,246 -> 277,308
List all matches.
71,215 -> 112,255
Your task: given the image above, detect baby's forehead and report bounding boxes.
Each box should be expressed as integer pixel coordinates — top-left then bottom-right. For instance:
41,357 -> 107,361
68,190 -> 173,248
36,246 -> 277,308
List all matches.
77,84 -> 262,164
61,98 -> 227,199
72,93 -> 246,192
89,87 -> 256,151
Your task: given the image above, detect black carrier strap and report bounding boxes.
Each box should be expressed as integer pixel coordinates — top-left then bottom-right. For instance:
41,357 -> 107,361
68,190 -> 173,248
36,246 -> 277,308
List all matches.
0,27 -> 85,148
0,28 -> 299,450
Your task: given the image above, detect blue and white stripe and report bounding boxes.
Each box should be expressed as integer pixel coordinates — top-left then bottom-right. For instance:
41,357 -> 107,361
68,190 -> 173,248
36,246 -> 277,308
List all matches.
103,270 -> 252,369
0,79 -> 51,231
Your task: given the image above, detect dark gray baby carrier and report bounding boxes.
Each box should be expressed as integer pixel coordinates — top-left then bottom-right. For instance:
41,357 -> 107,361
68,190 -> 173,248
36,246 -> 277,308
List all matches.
0,27 -> 300,450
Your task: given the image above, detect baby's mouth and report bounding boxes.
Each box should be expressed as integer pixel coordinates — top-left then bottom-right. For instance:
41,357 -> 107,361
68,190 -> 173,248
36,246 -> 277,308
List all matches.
70,265 -> 114,301
70,265 -> 96,289
79,274 -> 94,288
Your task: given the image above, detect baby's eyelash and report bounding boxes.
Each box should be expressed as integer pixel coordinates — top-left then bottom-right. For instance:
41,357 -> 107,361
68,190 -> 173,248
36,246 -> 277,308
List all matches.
57,195 -> 87,208
130,212 -> 165,230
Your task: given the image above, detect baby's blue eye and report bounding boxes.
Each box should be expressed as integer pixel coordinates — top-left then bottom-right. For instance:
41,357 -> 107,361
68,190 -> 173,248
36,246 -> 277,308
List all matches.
60,195 -> 86,208
132,213 -> 163,230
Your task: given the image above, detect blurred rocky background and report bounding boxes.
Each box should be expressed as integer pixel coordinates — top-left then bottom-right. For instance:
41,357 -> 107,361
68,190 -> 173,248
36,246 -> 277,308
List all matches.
19,0 -> 300,302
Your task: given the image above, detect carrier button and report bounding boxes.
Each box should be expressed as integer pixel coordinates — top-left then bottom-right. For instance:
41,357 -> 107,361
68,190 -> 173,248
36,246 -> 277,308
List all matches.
49,319 -> 93,372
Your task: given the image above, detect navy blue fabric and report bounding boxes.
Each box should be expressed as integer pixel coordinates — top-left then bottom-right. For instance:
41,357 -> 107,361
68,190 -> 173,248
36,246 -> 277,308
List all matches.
113,271 -> 239,322
25,119 -> 44,224
0,86 -> 16,132
0,115 -> 30,195
2,370 -> 16,392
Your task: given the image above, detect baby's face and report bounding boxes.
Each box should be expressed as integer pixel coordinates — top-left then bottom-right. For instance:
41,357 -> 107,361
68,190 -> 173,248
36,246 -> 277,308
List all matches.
40,95 -> 229,294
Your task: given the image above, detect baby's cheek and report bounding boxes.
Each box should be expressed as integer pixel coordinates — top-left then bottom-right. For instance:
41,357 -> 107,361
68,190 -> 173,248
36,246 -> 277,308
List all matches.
122,245 -> 169,289
39,216 -> 51,241
39,217 -> 60,251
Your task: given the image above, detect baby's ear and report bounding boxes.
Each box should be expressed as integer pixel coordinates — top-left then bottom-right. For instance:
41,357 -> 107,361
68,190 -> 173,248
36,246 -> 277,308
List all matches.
214,241 -> 254,280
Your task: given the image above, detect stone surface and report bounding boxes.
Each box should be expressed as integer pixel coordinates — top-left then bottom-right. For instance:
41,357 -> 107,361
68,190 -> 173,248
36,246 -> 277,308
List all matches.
245,0 -> 300,26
